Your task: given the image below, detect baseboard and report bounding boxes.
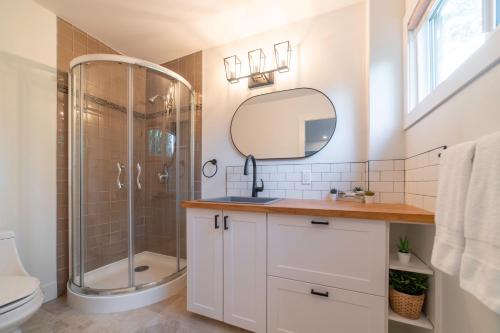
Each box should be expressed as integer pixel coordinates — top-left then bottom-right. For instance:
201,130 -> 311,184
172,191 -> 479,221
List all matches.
41,281 -> 57,302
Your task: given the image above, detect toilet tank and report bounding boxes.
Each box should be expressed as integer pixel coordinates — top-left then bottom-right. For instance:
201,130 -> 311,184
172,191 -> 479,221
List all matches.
0,231 -> 28,276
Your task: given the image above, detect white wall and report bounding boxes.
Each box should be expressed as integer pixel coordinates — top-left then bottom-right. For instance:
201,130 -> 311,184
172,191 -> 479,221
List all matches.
405,64 -> 500,333
202,3 -> 367,197
0,0 -> 57,301
367,0 -> 405,160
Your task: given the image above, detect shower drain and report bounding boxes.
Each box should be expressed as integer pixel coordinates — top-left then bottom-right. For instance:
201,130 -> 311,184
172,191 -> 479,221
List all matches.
134,265 -> 150,272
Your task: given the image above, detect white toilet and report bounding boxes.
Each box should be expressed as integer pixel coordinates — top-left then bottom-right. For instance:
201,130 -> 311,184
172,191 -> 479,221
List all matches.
0,231 -> 44,333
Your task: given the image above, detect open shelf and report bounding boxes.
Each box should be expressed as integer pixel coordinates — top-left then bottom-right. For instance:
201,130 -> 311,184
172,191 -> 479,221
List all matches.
389,251 -> 433,275
389,307 -> 433,330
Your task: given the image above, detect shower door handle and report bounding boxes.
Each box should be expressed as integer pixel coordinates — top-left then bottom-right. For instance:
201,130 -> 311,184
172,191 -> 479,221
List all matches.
116,162 -> 125,189
136,163 -> 142,190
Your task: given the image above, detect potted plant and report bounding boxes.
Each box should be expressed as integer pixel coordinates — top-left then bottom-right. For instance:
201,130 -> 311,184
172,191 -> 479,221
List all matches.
353,186 -> 364,194
398,237 -> 411,264
329,188 -> 338,201
389,270 -> 428,319
364,190 -> 375,204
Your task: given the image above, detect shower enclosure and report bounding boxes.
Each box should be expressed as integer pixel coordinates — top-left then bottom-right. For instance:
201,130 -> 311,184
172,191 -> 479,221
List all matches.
67,54 -> 195,312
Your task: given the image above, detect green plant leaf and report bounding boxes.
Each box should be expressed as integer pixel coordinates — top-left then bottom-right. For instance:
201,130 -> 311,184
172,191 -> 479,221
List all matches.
389,270 -> 428,295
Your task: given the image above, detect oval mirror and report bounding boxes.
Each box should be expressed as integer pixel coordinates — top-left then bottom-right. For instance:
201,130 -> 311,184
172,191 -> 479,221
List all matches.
230,88 -> 337,159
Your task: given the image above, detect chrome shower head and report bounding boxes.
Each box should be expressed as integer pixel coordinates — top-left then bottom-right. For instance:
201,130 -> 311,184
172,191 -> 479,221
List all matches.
148,95 -> 160,103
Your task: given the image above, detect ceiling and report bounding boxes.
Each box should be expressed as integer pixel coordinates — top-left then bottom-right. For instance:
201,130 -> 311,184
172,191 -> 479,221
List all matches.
35,0 -> 362,63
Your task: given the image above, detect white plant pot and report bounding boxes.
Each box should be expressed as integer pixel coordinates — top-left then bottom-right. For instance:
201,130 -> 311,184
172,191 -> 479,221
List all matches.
398,251 -> 411,265
364,195 -> 374,204
329,193 -> 338,201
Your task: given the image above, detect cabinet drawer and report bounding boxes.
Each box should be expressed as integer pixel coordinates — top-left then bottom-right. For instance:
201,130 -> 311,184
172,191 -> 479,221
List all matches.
267,276 -> 385,333
268,214 -> 387,296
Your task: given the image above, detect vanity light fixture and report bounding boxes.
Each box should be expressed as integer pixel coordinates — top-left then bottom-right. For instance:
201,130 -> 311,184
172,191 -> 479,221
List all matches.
223,40 -> 291,88
274,41 -> 291,73
224,55 -> 241,83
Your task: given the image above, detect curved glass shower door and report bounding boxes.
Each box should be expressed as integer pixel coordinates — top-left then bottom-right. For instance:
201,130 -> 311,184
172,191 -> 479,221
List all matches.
69,56 -> 194,295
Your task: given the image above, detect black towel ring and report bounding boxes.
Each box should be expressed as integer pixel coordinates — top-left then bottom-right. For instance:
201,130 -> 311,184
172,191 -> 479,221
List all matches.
202,159 -> 218,178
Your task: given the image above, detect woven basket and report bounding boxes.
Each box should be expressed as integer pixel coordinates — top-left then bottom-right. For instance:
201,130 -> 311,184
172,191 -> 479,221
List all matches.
389,288 -> 425,320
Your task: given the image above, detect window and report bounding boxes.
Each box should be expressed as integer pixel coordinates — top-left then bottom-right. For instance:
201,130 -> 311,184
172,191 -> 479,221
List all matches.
497,0 -> 500,26
408,0 -> 498,110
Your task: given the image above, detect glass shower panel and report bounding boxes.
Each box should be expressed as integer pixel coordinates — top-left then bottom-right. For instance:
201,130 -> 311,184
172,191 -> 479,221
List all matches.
134,68 -> 179,285
69,55 -> 195,297
70,64 -> 82,287
177,83 -> 194,271
80,61 -> 131,290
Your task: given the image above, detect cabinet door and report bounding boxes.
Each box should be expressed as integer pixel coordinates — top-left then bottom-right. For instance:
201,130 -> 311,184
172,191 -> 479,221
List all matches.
268,214 -> 387,296
187,208 -> 223,320
223,211 -> 267,333
268,276 -> 385,333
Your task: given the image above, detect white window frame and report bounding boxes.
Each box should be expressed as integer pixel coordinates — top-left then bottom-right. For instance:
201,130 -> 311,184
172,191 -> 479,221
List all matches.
404,0 -> 500,129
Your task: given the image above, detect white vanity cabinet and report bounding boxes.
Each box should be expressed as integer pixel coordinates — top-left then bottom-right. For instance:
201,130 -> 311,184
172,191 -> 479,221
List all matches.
187,208 -> 267,333
187,208 -> 388,333
267,276 -> 385,333
268,214 -> 387,296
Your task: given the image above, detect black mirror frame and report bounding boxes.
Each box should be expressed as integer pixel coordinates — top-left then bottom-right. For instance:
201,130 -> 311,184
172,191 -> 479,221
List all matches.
229,87 -> 338,160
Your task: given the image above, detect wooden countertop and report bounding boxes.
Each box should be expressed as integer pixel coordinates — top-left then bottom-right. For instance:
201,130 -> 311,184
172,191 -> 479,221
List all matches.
182,199 -> 434,224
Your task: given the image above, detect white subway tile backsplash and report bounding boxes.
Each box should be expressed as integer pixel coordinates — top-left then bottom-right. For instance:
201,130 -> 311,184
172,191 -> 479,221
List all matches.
278,165 -> 294,173
303,190 -> 322,200
277,181 -> 294,190
227,189 -> 240,196
368,171 -> 380,181
285,190 -> 302,199
423,196 -> 436,212
428,149 -> 441,166
225,149 -> 440,210
321,172 -> 341,181
381,192 -> 405,204
341,172 -> 362,182
394,182 -> 405,193
332,163 -> 350,172
227,173 -> 240,182
265,181 -> 278,190
311,164 -> 330,172
294,164 -> 312,172
294,182 -> 312,190
416,153 -> 429,168
394,160 -> 405,171
370,182 -> 394,192
350,162 -> 365,172
269,189 -> 285,198
312,182 -> 330,190
311,172 -> 322,181
380,170 -> 404,182
424,165 -> 439,181
286,173 -> 301,181
262,165 -> 278,173
369,160 -> 394,171
269,173 -> 286,181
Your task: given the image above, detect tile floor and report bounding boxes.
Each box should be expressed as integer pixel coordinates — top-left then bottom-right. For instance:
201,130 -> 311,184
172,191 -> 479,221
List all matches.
22,289 -> 248,333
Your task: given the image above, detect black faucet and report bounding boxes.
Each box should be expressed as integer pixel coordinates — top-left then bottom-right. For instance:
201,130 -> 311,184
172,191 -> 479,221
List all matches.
244,154 -> 264,197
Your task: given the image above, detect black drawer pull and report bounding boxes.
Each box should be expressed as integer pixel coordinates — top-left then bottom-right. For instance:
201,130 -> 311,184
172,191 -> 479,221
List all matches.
311,220 -> 329,225
311,289 -> 329,297
224,216 -> 229,230
214,214 -> 220,229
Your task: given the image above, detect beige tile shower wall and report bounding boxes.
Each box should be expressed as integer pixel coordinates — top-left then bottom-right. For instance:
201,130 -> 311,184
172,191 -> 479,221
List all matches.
404,148 -> 442,213
162,51 -> 202,200
56,18 -> 122,295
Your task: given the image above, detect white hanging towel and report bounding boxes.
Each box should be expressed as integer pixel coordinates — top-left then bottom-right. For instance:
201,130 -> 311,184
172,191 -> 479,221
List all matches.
431,142 -> 475,275
461,131 -> 500,314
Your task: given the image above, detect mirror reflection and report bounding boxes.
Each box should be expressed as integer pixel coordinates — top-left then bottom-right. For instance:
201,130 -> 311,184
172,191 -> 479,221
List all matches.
230,88 -> 337,159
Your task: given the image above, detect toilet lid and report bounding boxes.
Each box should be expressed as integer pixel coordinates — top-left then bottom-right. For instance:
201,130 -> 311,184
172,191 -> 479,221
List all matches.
0,276 -> 40,308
